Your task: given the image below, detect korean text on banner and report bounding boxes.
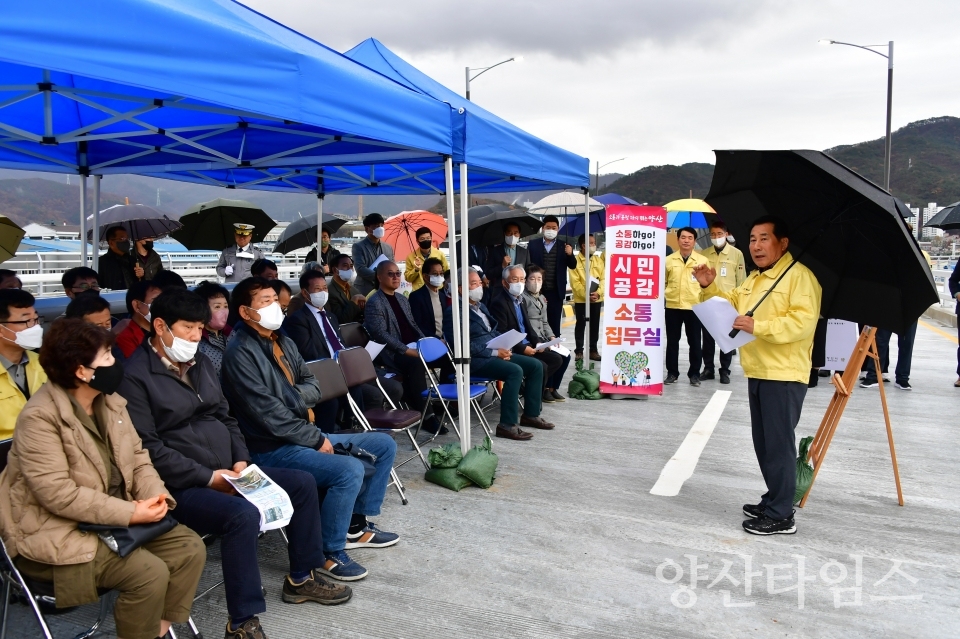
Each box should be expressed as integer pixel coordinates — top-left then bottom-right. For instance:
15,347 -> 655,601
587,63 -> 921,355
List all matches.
600,205 -> 667,395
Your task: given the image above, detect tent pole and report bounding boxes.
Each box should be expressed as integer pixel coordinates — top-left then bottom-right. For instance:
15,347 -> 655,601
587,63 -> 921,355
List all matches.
79,174 -> 87,266
443,158 -> 466,452
92,175 -> 101,271
459,162 -> 472,452
317,193 -> 324,263
583,188 -> 591,362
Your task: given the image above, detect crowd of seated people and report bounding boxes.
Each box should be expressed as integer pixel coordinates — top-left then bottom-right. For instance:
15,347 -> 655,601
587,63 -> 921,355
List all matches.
0,260 -> 556,638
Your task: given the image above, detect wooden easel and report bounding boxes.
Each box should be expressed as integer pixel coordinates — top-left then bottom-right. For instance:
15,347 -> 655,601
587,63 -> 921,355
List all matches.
798,326 -> 904,507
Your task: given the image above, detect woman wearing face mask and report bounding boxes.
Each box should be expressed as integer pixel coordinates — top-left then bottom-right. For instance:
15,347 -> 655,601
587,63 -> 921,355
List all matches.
522,265 -> 571,401
194,281 -> 232,378
0,318 -> 206,639
132,237 -> 164,282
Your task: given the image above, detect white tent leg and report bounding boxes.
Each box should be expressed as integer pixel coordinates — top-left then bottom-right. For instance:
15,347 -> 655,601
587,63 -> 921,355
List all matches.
443,158 -> 467,453
79,174 -> 87,266
92,175 -> 101,270
459,162 -> 471,452
583,188 -> 590,362
317,194 -> 324,258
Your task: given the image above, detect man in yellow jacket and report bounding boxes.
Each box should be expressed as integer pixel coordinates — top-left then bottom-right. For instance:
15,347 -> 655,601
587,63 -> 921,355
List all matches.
0,289 -> 48,439
698,219 -> 746,384
664,227 -> 710,385
694,216 -> 821,536
404,227 -> 448,291
568,234 -> 605,361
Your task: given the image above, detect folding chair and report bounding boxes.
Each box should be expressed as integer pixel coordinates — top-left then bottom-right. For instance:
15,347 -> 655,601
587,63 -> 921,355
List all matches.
306,357 -> 415,505
0,439 -> 200,639
416,337 -> 492,440
338,322 -> 369,348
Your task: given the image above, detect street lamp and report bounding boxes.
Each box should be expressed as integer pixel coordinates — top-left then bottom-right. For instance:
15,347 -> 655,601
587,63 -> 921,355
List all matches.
594,158 -> 626,195
819,39 -> 894,191
465,56 -> 522,101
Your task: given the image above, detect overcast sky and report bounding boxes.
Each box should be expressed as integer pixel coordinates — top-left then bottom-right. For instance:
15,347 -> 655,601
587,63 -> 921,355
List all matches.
245,0 -> 958,176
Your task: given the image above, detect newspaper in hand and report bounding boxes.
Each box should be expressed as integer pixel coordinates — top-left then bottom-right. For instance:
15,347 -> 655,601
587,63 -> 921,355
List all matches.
223,464 -> 294,532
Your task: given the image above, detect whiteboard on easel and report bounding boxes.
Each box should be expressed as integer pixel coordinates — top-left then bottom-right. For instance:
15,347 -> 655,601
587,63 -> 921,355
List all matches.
824,319 -> 859,369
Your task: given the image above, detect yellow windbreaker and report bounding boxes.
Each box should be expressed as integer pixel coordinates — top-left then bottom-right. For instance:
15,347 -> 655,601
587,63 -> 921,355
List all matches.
0,350 -> 47,440
702,251 -> 821,384
569,252 -> 605,304
697,243 -> 746,292
664,250 -> 710,310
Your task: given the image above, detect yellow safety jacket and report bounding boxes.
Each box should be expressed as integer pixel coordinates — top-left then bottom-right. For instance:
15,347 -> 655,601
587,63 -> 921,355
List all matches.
698,243 -> 746,292
702,251 -> 822,384
0,350 -> 47,440
404,247 -> 449,291
664,250 -> 710,310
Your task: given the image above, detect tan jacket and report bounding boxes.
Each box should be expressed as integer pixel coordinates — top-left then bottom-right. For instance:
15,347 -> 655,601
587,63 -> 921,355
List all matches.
0,383 -> 172,565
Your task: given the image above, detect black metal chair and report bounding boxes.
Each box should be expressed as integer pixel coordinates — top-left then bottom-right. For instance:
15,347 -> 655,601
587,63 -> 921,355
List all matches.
338,322 -> 369,349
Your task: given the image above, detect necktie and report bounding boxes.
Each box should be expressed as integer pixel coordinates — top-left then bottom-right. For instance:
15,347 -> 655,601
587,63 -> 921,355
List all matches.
319,311 -> 344,354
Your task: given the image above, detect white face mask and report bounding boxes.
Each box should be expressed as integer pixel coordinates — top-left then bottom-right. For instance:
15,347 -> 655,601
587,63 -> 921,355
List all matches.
138,302 -> 151,323
338,269 -> 356,283
372,227 -> 385,239
711,237 -> 727,248
161,330 -> 198,363
504,235 -> 519,246
309,291 -> 329,308
468,287 -> 484,303
428,275 -> 445,289
507,282 -> 525,297
251,302 -> 284,331
526,280 -> 542,294
543,229 -> 558,241
4,323 -> 43,350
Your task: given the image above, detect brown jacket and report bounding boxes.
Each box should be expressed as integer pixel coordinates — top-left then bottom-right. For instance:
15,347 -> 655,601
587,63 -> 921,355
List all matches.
0,383 -> 172,565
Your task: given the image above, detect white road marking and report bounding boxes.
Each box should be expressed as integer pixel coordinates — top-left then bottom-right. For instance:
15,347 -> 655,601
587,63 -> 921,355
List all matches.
650,390 -> 732,497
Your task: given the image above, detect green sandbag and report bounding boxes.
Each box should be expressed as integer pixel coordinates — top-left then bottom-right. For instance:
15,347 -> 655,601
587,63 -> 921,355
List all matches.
425,467 -> 474,491
428,442 -> 463,469
568,359 -> 603,400
794,435 -> 815,504
457,436 -> 498,489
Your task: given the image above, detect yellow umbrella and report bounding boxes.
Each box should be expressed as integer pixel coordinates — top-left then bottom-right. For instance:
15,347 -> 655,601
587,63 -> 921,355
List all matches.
663,199 -> 717,228
0,216 -> 25,263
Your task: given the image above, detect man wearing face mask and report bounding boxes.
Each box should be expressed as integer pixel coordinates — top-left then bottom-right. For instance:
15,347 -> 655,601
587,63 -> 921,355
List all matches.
404,227 -> 448,291
698,219 -> 746,384
485,222 -> 530,299
304,227 -> 340,273
0,289 -> 47,439
408,257 -> 448,339
217,223 -> 265,283
352,213 -> 395,297
98,226 -> 135,291
119,289 -> 351,638
132,237 -> 164,281
115,280 -> 163,359
490,265 -> 564,407
223,277 -> 399,582
327,254 -> 366,324
528,215 -> 578,338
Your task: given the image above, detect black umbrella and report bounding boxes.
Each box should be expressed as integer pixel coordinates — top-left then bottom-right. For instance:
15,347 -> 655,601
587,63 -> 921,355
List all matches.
705,150 -> 938,334
273,214 -> 348,254
172,198 -> 276,250
462,209 -> 543,246
453,204 -> 513,234
924,201 -> 960,231
86,204 -> 182,242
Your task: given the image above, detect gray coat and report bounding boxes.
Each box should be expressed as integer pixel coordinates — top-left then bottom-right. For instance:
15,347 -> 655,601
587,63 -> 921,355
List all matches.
216,243 -> 265,282
351,237 -> 394,296
363,290 -> 423,371
522,291 -> 555,341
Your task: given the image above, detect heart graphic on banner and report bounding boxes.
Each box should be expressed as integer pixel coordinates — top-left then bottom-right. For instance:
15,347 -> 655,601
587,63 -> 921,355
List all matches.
614,350 -> 649,379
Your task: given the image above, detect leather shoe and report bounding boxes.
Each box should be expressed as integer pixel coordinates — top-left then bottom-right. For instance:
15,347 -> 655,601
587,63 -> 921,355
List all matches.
495,424 -> 533,440
589,350 -> 602,361
520,415 -> 555,430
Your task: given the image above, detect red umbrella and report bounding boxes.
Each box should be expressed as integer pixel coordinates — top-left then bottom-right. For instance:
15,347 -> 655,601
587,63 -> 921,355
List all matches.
382,210 -> 448,263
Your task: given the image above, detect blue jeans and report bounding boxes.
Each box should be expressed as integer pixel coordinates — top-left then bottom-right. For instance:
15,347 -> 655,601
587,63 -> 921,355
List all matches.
250,432 -> 397,553
169,467 -> 324,621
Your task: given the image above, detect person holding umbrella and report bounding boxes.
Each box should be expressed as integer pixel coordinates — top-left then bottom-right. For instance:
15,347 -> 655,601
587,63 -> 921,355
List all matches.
304,228 -> 340,273
404,227 -> 448,291
98,226 -> 135,291
132,237 -> 164,281
527,215 -> 578,338
693,216 -> 821,535
216,223 -> 264,283
697,219 -> 746,384
485,222 -> 531,299
352,214 -> 395,297
664,227 -> 709,385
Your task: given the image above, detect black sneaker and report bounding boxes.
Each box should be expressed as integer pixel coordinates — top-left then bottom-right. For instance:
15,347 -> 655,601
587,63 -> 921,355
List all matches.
689,375 -> 701,387
664,374 -> 679,385
742,503 -> 764,519
894,381 -> 912,390
860,380 -> 879,388
720,372 -> 730,384
700,371 -> 716,380
742,515 -> 796,535
282,570 -> 352,605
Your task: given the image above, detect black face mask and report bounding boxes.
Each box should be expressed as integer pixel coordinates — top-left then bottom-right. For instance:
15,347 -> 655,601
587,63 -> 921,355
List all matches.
115,240 -> 131,253
87,360 -> 125,395
143,241 -> 154,251
76,288 -> 101,299
418,239 -> 432,250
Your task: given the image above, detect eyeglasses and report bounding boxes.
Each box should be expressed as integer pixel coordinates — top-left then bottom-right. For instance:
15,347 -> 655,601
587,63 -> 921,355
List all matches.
384,271 -> 402,278
2,317 -> 42,328
72,284 -> 101,292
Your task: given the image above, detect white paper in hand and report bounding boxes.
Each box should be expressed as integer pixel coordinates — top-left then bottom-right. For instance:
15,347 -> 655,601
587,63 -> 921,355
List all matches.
223,465 -> 294,532
369,254 -> 390,270
692,297 -> 755,353
364,341 -> 386,361
535,337 -> 563,351
485,329 -> 526,351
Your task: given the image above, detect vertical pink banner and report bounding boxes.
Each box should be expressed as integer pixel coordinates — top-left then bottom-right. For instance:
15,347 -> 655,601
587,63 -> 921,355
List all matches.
599,205 -> 668,395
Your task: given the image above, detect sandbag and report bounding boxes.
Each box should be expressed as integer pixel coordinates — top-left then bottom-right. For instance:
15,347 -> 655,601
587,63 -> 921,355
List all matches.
568,359 -> 603,400
425,467 -> 473,492
428,442 -> 463,469
794,435 -> 815,505
457,436 -> 498,489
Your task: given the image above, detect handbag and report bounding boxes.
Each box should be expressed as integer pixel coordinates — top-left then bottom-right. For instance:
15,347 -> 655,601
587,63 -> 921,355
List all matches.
332,442 -> 377,479
78,514 -> 178,558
